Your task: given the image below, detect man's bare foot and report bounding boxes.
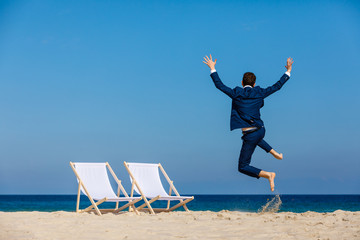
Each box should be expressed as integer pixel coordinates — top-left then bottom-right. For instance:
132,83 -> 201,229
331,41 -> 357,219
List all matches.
258,170 -> 276,192
269,172 -> 276,192
270,149 -> 283,160
273,153 -> 283,160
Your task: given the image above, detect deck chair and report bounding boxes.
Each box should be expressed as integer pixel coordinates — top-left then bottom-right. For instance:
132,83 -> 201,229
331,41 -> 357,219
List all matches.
69,162 -> 142,216
123,161 -> 194,214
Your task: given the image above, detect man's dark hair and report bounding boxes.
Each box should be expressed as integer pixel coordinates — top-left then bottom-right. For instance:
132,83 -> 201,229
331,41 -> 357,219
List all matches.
243,72 -> 256,87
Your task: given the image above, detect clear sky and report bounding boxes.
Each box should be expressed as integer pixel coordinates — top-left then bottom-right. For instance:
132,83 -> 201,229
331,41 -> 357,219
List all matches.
0,0 -> 359,194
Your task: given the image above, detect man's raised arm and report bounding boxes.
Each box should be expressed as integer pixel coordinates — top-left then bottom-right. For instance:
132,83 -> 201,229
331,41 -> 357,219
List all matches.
261,57 -> 294,98
203,54 -> 237,99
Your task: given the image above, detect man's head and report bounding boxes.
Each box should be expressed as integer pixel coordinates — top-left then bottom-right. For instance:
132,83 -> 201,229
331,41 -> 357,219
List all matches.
242,72 -> 256,87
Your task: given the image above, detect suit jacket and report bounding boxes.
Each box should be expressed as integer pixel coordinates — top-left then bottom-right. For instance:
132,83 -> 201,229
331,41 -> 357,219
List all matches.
210,72 -> 290,130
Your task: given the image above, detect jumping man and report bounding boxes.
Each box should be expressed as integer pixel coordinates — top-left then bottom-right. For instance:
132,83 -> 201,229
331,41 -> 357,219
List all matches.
203,55 -> 294,191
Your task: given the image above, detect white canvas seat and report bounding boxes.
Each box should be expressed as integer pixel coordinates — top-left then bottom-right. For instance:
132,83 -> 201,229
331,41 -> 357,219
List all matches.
70,162 -> 142,216
124,162 -> 194,214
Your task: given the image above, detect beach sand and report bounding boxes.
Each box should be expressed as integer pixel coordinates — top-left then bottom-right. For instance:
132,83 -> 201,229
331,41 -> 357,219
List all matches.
1,210 -> 359,240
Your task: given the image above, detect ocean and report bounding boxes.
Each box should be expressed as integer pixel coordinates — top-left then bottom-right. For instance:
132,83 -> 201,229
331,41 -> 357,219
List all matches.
1,194 -> 359,213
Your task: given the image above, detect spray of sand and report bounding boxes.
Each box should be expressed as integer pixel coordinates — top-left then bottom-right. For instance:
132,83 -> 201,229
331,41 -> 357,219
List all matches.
258,194 -> 282,213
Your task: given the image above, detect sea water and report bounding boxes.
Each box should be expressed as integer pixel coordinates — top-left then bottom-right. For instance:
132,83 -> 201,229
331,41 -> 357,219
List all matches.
0,194 -> 359,213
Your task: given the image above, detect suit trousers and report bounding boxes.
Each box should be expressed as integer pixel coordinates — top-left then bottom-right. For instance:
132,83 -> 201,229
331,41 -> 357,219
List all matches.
238,127 -> 272,178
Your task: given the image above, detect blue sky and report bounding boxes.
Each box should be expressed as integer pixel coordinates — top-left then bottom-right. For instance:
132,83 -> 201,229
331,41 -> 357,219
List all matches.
0,0 -> 359,194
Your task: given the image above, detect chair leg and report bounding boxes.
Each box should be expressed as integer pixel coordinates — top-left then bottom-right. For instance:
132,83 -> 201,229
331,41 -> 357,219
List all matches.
113,198 -> 142,214
76,183 -> 81,213
80,197 -> 107,215
182,202 -> 190,212
168,197 -> 194,212
136,196 -> 160,214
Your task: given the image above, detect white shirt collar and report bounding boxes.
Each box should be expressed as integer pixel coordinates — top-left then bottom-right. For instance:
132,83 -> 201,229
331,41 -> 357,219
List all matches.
243,85 -> 253,88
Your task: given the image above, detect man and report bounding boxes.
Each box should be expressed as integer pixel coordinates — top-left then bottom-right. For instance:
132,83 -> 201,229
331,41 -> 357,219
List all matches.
203,55 -> 294,191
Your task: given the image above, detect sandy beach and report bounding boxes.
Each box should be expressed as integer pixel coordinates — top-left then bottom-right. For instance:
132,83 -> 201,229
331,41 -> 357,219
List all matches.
1,210 -> 359,240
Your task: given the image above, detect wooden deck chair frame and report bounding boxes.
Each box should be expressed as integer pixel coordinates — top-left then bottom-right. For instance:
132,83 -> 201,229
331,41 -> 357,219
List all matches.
70,162 -> 142,216
123,161 -> 194,214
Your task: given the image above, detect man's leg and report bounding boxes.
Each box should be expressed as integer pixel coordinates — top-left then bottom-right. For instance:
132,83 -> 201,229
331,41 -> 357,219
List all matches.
238,132 -> 262,179
258,139 -> 283,160
257,139 -> 272,152
238,128 -> 276,191
238,141 -> 261,178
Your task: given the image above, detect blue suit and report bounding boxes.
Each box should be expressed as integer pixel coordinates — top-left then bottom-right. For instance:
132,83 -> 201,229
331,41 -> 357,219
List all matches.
210,71 -> 290,178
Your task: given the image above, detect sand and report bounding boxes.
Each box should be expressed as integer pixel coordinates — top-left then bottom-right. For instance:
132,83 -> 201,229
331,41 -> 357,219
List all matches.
1,210 -> 359,240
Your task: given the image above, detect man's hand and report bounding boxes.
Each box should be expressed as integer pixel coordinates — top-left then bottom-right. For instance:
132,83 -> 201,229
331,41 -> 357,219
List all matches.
203,54 -> 217,71
285,57 -> 294,73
